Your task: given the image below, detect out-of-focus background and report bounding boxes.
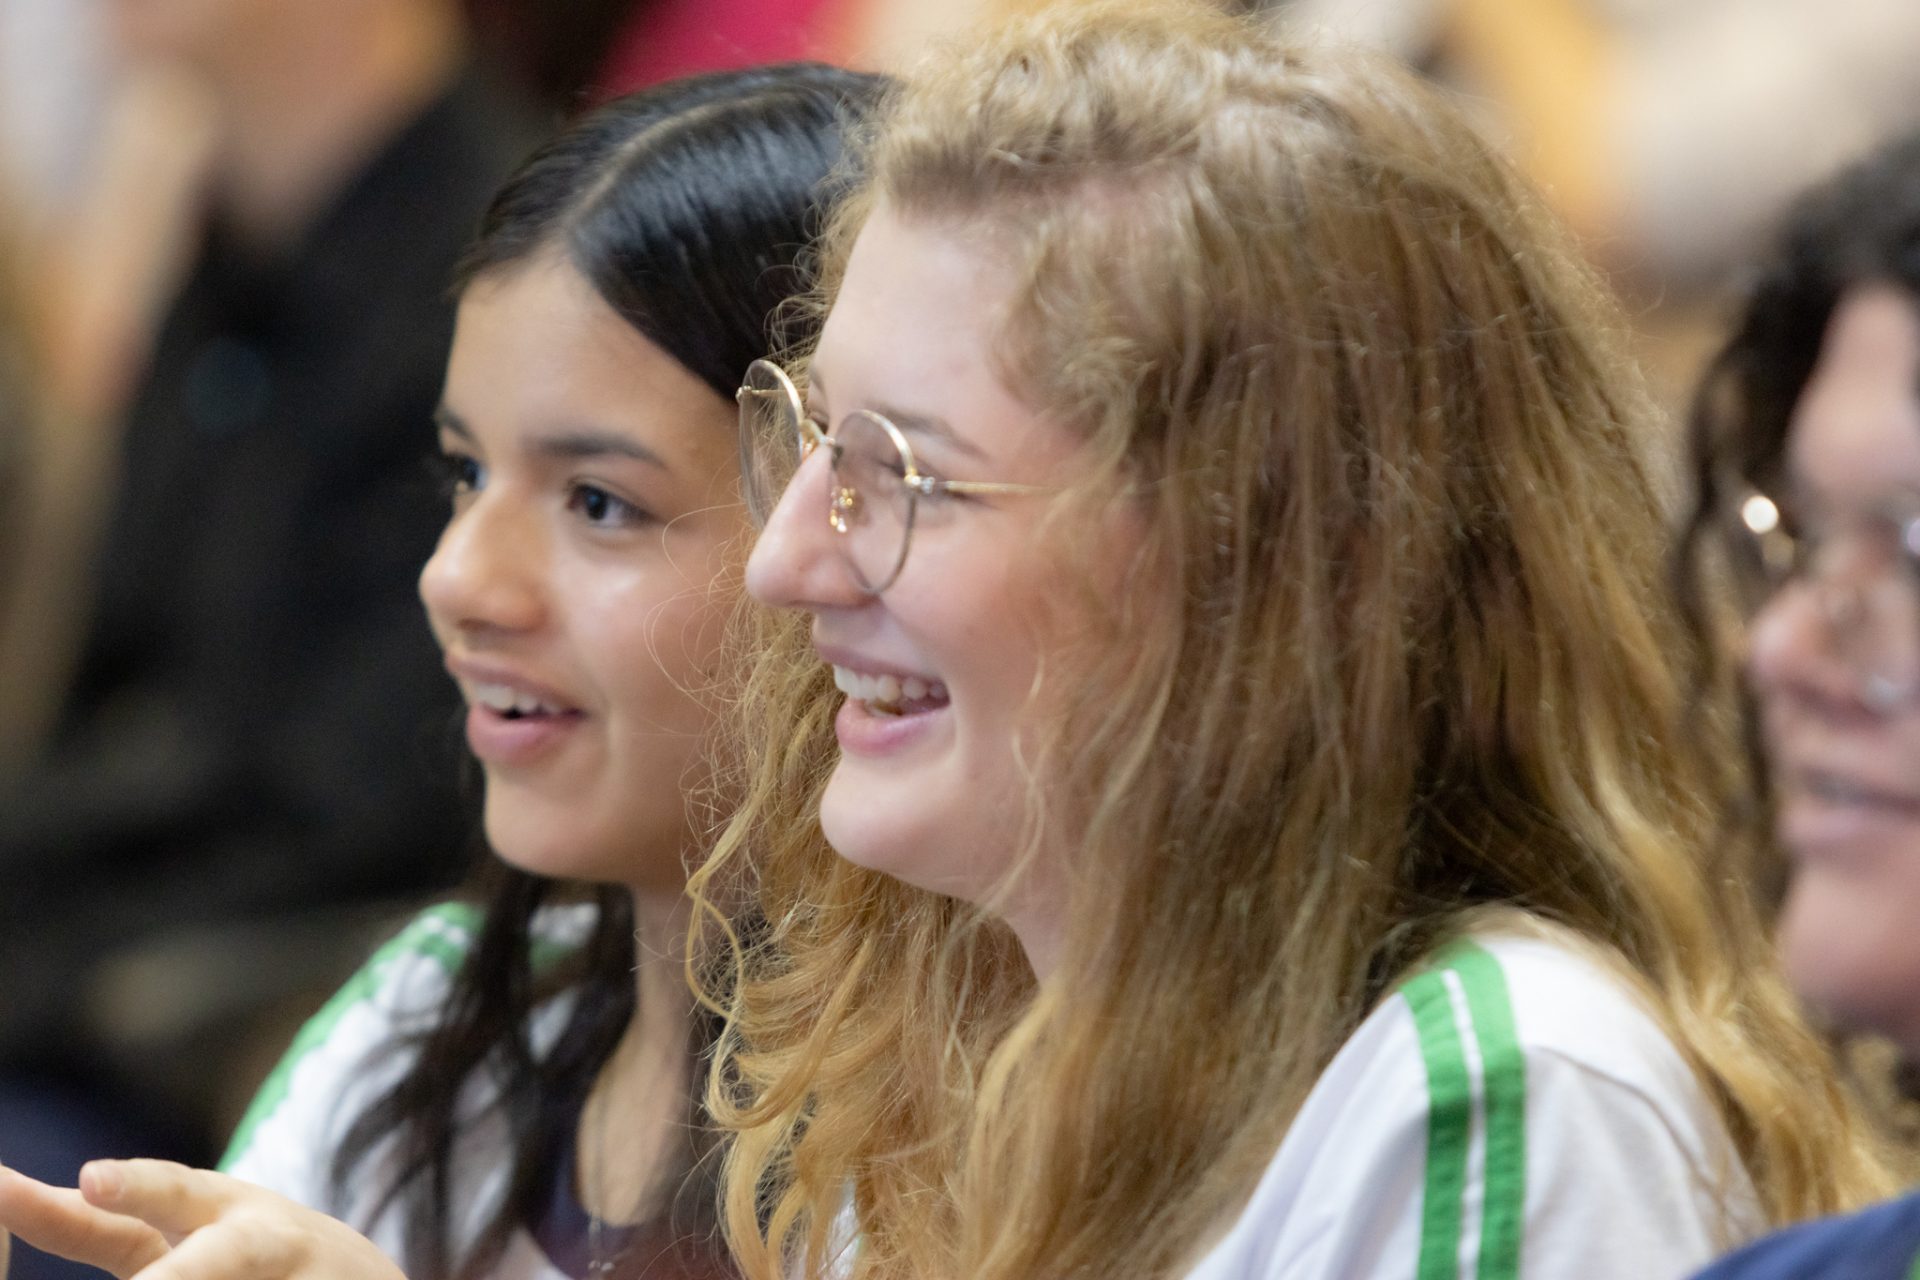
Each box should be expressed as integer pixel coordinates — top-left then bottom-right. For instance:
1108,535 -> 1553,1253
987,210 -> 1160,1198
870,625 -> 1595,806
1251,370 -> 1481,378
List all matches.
2,0 -> 1917,1275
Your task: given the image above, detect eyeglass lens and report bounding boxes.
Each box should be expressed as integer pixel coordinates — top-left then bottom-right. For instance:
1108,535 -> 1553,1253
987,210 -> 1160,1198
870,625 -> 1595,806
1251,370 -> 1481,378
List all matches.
1726,498 -> 1920,698
738,361 -> 801,527
737,363 -> 916,593
831,412 -> 915,592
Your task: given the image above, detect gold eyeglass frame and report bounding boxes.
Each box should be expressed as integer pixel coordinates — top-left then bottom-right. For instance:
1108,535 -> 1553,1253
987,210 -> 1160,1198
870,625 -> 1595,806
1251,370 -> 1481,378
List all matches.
736,357 -> 1047,593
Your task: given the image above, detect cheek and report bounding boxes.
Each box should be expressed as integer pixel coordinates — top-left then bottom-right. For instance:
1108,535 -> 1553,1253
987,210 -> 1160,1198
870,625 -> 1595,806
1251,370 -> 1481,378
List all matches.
1778,855 -> 1920,1045
598,569 -> 736,749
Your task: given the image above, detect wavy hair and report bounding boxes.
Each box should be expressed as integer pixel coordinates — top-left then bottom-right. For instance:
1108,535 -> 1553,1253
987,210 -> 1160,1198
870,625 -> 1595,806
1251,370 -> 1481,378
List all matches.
694,9 -> 1890,1279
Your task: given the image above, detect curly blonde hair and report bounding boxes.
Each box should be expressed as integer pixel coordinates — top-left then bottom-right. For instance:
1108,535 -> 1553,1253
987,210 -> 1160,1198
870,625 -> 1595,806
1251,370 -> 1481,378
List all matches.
691,7 -> 1893,1278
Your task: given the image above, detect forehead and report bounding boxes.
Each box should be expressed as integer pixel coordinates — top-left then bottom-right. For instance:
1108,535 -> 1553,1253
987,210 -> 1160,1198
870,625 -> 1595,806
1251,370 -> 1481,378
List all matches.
812,206 -> 1016,404
1788,286 -> 1920,500
445,259 -> 733,469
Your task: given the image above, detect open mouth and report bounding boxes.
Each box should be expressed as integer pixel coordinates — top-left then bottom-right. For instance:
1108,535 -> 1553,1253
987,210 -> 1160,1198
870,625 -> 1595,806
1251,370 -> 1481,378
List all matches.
1792,769 -> 1920,816
471,682 -> 578,722
832,665 -> 949,718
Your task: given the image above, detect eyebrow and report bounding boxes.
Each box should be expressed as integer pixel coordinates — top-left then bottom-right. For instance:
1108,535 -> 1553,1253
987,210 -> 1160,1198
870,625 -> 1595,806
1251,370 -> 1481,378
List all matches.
432,406 -> 473,440
808,370 -> 985,463
433,406 -> 670,471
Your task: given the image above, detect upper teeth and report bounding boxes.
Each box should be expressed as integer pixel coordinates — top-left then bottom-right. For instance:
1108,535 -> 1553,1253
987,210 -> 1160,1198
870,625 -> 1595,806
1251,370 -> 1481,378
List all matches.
832,666 -> 944,705
472,682 -> 562,715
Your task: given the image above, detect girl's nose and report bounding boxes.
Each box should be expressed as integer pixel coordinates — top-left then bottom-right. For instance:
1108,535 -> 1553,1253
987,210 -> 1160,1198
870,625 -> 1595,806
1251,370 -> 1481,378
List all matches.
745,446 -> 870,611
419,489 -> 548,641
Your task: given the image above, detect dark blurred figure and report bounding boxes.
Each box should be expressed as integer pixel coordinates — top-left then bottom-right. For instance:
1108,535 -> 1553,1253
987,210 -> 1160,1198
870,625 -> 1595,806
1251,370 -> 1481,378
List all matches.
460,0 -> 833,111
0,213 -> 40,721
463,0 -> 641,107
0,1 -> 543,1272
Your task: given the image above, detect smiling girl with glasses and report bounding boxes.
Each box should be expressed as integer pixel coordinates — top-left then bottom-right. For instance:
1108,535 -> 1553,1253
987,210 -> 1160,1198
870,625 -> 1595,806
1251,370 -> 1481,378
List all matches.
696,7 -> 1890,1279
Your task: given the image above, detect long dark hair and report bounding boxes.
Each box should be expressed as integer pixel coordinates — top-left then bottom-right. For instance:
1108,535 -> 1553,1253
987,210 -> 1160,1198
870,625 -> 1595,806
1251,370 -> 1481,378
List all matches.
331,62 -> 888,1280
1675,131 -> 1920,859
1680,131 -> 1920,564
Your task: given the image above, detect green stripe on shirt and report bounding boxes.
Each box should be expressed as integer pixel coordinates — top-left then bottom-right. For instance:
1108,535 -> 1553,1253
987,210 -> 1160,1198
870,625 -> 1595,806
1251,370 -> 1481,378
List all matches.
1445,941 -> 1527,1280
218,902 -> 479,1170
1404,940 -> 1528,1280
1404,967 -> 1472,1280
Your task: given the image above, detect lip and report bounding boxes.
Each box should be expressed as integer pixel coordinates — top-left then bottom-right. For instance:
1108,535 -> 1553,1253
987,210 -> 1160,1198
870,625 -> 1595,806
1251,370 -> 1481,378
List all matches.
464,703 -> 584,766
813,641 -> 938,684
834,692 -> 948,756
444,657 -> 582,712
1776,765 -> 1920,863
444,656 -> 587,767
813,642 -> 948,756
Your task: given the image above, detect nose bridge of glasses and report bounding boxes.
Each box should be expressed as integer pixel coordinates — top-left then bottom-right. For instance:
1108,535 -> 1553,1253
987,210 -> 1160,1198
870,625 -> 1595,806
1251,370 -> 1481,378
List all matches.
1802,517 -> 1915,592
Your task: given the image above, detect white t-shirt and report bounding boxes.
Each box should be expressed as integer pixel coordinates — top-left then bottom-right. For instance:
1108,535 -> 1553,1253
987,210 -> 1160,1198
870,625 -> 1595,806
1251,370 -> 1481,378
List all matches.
222,903 -> 592,1280
1182,927 -> 1760,1279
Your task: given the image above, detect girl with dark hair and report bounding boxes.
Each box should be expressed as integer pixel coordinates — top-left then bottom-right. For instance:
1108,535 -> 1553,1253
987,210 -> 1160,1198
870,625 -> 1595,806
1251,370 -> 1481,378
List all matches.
1672,132 -> 1920,1279
0,61 -> 886,1280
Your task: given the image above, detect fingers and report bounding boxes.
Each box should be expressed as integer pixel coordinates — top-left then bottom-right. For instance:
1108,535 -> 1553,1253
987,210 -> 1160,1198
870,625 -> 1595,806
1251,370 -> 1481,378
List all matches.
80,1162 -> 244,1240
75,1163 -> 407,1280
0,1168 -> 168,1279
125,1202 -> 408,1280
125,1210 -> 296,1280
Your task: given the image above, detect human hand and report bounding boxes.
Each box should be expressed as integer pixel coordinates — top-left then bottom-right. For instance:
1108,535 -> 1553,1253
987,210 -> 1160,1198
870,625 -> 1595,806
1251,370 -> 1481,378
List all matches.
0,1161 -> 405,1280
0,1163 -> 167,1279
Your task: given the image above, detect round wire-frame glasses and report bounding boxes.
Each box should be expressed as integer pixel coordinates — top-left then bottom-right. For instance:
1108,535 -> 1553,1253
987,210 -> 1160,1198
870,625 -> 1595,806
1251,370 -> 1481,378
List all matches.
1721,479 -> 1920,709
735,357 -> 1048,594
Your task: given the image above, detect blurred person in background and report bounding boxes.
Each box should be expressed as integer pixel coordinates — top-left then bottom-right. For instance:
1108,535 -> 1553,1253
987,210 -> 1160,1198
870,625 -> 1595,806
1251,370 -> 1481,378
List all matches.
0,216 -> 38,653
0,0 -> 543,1272
1679,129 -> 1920,1279
1276,0 -> 1920,403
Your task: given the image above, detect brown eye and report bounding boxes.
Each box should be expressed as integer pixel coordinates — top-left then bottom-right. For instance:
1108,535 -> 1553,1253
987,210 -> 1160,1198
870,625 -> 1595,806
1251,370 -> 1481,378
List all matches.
566,483 -> 649,528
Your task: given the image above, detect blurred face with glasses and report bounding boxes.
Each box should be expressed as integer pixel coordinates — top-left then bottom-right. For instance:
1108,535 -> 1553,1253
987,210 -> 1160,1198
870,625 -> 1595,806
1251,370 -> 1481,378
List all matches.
1737,284 -> 1920,1042
743,207 -> 1117,973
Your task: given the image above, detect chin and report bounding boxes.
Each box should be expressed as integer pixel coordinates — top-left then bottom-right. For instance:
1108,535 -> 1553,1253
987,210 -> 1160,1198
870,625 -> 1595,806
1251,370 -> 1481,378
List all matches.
817,796 -> 898,878
481,788 -> 591,879
820,778 -> 938,887
820,780 -> 1023,909
489,792 -> 702,892
1779,882 -> 1920,1043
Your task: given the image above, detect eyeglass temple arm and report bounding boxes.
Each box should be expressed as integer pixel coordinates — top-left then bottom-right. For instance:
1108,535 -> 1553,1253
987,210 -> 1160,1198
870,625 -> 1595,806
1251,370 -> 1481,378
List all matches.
926,479 -> 1051,497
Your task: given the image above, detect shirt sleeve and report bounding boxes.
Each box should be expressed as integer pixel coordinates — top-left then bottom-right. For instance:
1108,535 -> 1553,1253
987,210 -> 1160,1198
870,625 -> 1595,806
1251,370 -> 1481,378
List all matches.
219,905 -> 478,1207
1250,953 -> 1749,1278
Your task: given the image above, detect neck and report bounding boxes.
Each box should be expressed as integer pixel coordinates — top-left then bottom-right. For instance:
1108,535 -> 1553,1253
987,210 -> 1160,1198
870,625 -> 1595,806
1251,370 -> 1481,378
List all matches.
1008,911 -> 1064,984
577,885 -> 698,1224
203,3 -> 463,254
995,866 -> 1069,983
627,887 -> 697,1049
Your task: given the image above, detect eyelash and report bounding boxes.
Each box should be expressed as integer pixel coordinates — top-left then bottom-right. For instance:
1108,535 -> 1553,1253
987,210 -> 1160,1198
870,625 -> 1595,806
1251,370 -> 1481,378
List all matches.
428,452 -> 652,528
566,482 -> 651,528
427,449 -> 484,501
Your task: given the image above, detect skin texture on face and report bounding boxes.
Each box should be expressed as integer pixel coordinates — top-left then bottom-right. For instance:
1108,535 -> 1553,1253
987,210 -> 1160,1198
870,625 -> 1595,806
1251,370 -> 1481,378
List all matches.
744,206 -> 1098,976
420,256 -> 745,893
1747,284 -> 1920,1052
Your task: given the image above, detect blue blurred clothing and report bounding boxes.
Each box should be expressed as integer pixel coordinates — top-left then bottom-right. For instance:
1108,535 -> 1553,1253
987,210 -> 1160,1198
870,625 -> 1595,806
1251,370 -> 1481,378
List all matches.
1694,1192 -> 1920,1280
